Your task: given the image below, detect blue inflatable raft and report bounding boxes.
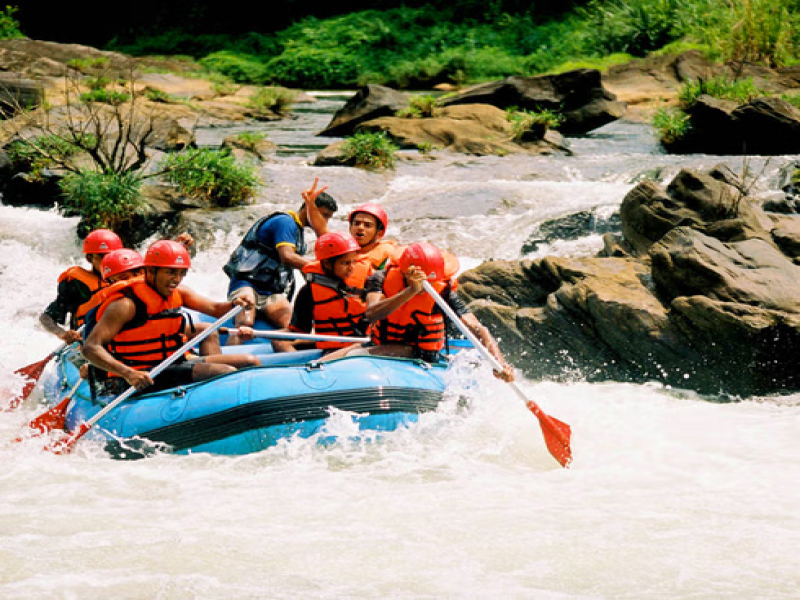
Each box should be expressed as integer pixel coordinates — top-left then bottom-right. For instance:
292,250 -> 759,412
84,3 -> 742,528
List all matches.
42,334 -> 471,459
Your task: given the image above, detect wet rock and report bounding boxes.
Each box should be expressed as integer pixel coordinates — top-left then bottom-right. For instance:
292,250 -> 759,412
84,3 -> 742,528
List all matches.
460,166 -> 800,395
317,84 -> 409,138
521,208 -> 621,255
439,69 -> 625,134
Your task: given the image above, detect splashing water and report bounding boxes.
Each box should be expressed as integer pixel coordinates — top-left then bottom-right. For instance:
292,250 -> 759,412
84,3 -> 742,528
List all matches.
1,113 -> 798,597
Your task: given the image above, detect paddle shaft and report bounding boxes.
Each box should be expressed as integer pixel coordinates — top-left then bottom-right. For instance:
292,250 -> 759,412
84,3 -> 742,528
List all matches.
422,280 -> 572,467
55,306 -> 242,451
221,327 -> 369,345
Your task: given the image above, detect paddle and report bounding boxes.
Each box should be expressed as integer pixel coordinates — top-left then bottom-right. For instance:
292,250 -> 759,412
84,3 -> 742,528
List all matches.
422,280 -> 572,468
17,379 -> 83,440
47,305 -> 242,454
221,327 -> 370,345
6,329 -> 83,411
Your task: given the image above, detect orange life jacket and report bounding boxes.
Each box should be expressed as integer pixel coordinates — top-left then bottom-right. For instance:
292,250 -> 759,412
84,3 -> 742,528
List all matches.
57,266 -> 106,327
95,279 -> 186,374
302,261 -> 368,349
370,266 -> 457,352
349,240 -> 402,287
81,274 -> 145,317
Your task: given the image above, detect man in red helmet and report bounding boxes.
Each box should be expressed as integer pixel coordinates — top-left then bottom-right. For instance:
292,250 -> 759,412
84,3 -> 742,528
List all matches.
39,228 -> 124,343
276,232 -> 368,356
348,203 -> 403,283
223,178 -> 337,344
84,240 -> 260,397
362,242 -> 514,381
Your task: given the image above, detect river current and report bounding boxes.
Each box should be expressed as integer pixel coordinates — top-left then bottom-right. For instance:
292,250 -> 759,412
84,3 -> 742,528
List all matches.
1,94 -> 798,598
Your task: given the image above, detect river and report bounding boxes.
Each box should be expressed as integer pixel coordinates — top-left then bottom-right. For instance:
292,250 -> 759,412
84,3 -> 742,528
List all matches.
1,93 -> 798,598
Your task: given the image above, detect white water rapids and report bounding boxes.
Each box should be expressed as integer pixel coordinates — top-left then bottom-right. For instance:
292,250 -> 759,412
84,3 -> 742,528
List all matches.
1,96 -> 799,598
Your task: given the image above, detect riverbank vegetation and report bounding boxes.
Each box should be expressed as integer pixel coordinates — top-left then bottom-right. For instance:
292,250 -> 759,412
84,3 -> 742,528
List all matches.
9,1 -> 800,90
107,0 -> 800,89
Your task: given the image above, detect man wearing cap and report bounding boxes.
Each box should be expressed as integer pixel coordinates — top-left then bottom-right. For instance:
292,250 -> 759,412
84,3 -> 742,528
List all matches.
223,179 -> 337,344
83,240 -> 260,397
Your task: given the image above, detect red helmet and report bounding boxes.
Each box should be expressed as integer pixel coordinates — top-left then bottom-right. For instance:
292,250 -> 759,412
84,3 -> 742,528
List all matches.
101,249 -> 144,280
315,232 -> 360,261
399,242 -> 445,281
83,229 -> 123,255
348,203 -> 388,231
143,240 -> 191,269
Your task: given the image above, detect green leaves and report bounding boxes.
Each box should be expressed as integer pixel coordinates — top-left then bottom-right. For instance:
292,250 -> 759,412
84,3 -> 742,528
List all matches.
161,148 -> 261,207
59,170 -> 143,231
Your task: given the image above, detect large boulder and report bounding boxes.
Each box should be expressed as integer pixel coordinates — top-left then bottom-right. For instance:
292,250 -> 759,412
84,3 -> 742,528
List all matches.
354,104 -> 569,156
317,84 -> 409,138
459,166 -> 800,395
439,69 -> 625,134
663,96 -> 800,155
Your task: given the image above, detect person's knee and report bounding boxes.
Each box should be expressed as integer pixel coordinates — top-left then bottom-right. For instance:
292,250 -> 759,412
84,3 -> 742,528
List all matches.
192,363 -> 235,381
240,353 -> 261,368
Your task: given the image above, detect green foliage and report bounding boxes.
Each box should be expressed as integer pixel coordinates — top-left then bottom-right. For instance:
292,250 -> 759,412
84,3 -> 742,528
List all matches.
79,89 -> 131,105
103,0 -> 800,87
342,131 -> 398,170
233,131 -> 269,151
506,108 -> 564,141
678,77 -> 766,108
6,135 -> 84,178
200,51 -> 268,84
781,93 -> 800,109
577,0 -> 689,56
651,106 -> 691,145
397,95 -> 441,119
246,86 -> 296,116
0,5 -> 22,39
58,170 -> 144,231
67,57 -> 110,73
161,148 -> 261,207
143,87 -> 174,103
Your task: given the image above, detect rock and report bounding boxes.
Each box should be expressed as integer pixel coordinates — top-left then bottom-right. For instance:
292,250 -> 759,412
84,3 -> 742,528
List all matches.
460,166 -> 800,395
0,73 -> 45,116
318,84 -> 409,138
221,134 -> 277,161
521,208 -> 621,255
439,69 -> 625,134
355,104 -> 569,156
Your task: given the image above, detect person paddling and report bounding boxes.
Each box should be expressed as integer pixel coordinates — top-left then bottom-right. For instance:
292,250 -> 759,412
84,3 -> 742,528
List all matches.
363,242 -> 514,380
39,228 -> 124,344
276,232 -> 369,357
83,240 -> 260,398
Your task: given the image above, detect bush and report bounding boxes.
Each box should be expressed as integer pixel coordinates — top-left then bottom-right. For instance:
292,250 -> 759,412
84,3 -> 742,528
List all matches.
59,170 -> 144,231
199,51 -> 268,84
342,131 -> 398,170
678,76 -> 766,108
578,0 -> 689,56
0,5 -> 22,39
161,148 -> 261,207
652,106 -> 691,145
506,108 -> 564,141
6,135 -> 84,177
80,89 -> 131,105
246,86 -> 296,116
397,95 -> 441,118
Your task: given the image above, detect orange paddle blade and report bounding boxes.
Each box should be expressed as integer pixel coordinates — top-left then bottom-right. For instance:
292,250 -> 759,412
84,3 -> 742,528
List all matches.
29,397 -> 71,435
526,400 -> 573,468
5,353 -> 56,411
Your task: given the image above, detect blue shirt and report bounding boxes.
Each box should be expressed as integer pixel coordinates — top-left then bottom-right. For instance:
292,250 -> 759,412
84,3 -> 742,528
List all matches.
227,212 -> 304,296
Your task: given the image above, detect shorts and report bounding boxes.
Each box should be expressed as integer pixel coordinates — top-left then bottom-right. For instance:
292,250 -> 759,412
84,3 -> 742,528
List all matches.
228,286 -> 287,312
